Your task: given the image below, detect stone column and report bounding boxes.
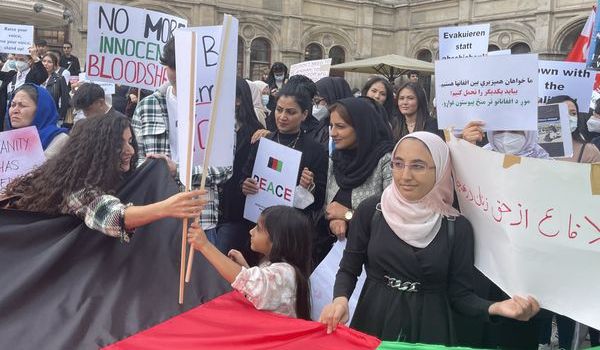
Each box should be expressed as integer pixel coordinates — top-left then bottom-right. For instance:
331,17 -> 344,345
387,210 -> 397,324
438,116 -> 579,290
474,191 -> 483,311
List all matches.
533,0 -> 553,55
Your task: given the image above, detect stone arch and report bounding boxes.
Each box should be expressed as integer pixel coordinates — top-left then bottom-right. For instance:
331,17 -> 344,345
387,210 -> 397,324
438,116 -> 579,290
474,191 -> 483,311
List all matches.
489,22 -> 535,50
237,17 -> 282,60
408,31 -> 438,59
552,16 -> 588,53
301,26 -> 354,58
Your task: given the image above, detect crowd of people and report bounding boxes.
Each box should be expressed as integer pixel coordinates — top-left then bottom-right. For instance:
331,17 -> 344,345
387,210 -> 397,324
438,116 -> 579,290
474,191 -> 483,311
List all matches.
1,35 -> 600,350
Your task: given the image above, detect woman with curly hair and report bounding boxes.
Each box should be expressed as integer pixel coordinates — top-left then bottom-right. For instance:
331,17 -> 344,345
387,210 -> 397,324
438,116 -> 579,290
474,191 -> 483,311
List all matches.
2,114 -> 206,242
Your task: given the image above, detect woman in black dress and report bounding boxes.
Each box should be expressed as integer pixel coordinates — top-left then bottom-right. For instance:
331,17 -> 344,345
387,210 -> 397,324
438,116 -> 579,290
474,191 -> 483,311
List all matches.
319,131 -> 539,345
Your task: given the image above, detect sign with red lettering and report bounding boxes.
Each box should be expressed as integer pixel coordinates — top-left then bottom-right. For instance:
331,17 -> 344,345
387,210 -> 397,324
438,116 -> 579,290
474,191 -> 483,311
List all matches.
86,2 -> 187,90
0,127 -> 45,191
448,134 -> 600,330
243,138 -> 302,222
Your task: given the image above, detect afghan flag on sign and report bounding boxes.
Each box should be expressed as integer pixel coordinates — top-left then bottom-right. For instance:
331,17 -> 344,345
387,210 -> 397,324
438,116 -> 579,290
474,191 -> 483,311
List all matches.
268,156 -> 284,172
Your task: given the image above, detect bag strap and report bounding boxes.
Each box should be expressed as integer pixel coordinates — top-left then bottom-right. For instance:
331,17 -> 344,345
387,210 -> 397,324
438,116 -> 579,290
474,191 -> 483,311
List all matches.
447,216 -> 456,250
577,142 -> 588,163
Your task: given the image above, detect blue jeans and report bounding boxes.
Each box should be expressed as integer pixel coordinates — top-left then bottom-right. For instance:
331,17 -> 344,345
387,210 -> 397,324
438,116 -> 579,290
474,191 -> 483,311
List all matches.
215,222 -> 250,254
205,228 -> 218,246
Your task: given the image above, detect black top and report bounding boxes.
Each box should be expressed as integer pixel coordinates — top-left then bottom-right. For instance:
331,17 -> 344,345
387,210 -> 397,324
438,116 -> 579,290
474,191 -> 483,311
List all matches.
44,73 -> 70,121
334,195 -> 492,345
393,115 -> 444,141
59,54 -> 81,77
241,131 -> 328,215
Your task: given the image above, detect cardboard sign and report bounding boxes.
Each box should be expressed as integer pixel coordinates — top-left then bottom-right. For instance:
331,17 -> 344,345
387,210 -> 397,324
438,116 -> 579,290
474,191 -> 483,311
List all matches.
243,138 -> 301,223
86,2 -> 187,90
435,54 -> 538,131
78,73 -> 116,95
0,24 -> 33,55
448,134 -> 600,330
537,103 -> 573,158
438,24 -> 490,60
538,61 -> 595,109
0,127 -> 46,190
289,58 -> 332,82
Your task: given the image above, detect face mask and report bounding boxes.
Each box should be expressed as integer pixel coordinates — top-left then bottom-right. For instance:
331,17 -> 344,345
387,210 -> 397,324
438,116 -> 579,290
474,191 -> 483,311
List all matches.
312,105 -> 328,121
587,117 -> 600,133
274,74 -> 284,81
353,92 -> 361,98
569,116 -> 578,133
492,132 -> 527,155
261,95 -> 269,107
2,60 -> 16,72
15,61 -> 29,72
293,185 -> 314,209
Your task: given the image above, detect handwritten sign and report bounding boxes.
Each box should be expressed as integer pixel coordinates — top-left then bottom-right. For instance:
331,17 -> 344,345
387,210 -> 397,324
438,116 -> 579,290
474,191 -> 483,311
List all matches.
448,134 -> 600,330
289,58 -> 332,82
243,138 -> 301,223
174,17 -> 237,185
538,61 -> 595,108
435,54 -> 538,130
0,127 -> 46,190
438,24 -> 489,60
537,103 -> 573,158
86,2 -> 187,90
0,24 -> 33,55
78,73 -> 116,95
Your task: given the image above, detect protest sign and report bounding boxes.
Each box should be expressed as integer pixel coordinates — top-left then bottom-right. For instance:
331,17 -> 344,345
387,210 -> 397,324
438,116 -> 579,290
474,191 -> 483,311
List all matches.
86,2 -> 187,90
78,73 -> 116,95
174,16 -> 238,185
488,49 -> 511,56
537,103 -> 573,158
310,240 -> 366,322
538,60 -> 595,108
0,127 -> 45,190
438,24 -> 489,60
243,138 -> 301,223
448,134 -> 600,330
0,24 -> 33,55
435,54 -> 538,130
289,58 -> 332,82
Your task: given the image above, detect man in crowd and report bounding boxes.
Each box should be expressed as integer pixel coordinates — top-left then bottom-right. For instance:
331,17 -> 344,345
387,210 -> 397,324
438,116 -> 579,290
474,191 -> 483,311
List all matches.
60,41 -> 81,77
71,82 -> 114,124
34,39 -> 48,59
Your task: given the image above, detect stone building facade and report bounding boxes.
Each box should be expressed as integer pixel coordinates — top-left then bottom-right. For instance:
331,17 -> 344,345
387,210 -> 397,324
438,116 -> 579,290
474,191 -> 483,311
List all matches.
1,0 -> 594,88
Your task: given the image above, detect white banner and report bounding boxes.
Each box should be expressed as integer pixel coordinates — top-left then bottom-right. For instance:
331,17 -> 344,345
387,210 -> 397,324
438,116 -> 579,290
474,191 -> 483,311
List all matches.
448,134 -> 600,329
289,58 -> 332,82
435,54 -> 539,131
0,127 -> 45,190
438,24 -> 489,60
86,2 -> 187,90
538,60 -> 595,109
243,138 -> 301,223
0,24 -> 33,55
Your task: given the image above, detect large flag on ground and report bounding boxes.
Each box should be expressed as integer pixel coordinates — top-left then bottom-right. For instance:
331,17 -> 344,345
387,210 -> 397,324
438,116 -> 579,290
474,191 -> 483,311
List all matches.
0,160 -> 230,349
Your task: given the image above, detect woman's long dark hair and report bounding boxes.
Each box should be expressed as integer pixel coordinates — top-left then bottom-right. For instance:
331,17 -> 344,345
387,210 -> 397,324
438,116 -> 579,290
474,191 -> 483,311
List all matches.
265,62 -> 289,87
3,115 -> 138,214
236,78 -> 263,143
361,76 -> 394,123
392,82 -> 430,140
261,206 -> 312,320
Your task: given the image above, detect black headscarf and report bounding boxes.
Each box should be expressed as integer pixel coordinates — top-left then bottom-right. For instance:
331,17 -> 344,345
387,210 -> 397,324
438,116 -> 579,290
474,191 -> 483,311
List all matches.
332,97 -> 394,190
316,77 -> 352,106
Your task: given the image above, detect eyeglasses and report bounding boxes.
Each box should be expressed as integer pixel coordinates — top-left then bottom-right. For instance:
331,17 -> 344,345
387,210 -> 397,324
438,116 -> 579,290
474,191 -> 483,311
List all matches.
391,161 -> 435,174
313,97 -> 326,105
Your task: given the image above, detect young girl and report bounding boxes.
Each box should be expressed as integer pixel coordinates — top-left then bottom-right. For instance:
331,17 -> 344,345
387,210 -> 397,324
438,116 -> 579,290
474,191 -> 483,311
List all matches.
187,205 -> 312,319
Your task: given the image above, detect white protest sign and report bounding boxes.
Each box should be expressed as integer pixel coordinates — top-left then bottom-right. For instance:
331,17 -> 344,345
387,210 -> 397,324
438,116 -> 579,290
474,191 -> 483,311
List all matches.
537,103 -> 573,158
174,16 -> 238,185
0,24 -> 33,55
86,2 -> 187,90
538,61 -> 595,108
310,240 -> 366,322
435,54 -> 538,130
78,73 -> 116,95
448,134 -> 600,330
243,138 -> 301,223
488,49 -> 511,56
438,24 -> 489,60
289,58 -> 332,82
0,127 -> 46,190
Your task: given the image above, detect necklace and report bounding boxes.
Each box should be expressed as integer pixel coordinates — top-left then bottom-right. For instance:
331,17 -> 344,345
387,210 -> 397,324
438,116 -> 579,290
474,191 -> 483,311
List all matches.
276,131 -> 301,149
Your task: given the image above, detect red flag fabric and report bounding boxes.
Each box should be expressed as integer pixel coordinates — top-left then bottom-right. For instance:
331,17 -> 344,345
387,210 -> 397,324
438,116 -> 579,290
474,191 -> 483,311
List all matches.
566,8 -> 595,62
103,291 -> 381,350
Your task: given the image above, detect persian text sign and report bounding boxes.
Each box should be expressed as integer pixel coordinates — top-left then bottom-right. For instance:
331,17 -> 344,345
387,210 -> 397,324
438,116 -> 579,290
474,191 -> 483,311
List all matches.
448,135 -> 600,329
86,2 -> 187,90
0,24 -> 33,55
0,127 -> 46,190
435,54 -> 538,130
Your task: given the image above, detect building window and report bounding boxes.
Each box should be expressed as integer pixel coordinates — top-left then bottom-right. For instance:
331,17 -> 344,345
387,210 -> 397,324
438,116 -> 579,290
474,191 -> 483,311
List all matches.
329,45 -> 345,77
510,42 -> 531,54
250,37 -> 271,81
416,49 -> 433,101
416,49 -> 432,62
304,43 -> 323,60
560,23 -> 585,54
488,44 -> 500,52
237,36 -> 244,78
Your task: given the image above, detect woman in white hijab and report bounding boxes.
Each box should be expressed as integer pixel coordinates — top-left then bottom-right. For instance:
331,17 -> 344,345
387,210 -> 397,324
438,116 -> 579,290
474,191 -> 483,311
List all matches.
246,80 -> 269,128
319,132 -> 539,346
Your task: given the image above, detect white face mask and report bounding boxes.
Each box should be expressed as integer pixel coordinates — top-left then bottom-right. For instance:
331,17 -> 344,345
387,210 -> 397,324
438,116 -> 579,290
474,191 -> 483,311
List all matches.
587,117 -> 600,133
569,116 -> 578,133
1,60 -> 16,72
492,132 -> 527,155
274,73 -> 285,81
15,61 -> 29,72
312,105 -> 328,121
261,95 -> 269,107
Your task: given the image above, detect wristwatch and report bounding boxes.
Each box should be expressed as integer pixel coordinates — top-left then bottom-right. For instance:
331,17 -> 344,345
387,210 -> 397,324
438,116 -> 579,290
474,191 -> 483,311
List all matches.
344,210 -> 354,221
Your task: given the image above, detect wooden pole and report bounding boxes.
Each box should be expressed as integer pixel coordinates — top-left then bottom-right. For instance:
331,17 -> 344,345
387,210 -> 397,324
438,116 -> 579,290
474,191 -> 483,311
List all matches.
179,32 -> 197,305
185,15 -> 234,283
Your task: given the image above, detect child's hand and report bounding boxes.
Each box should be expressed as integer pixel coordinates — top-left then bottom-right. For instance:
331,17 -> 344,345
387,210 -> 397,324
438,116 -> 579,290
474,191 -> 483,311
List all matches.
187,221 -> 209,250
228,249 -> 249,268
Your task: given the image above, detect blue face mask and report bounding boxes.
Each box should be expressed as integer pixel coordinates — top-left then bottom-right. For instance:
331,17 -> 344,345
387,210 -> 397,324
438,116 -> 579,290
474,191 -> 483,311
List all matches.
261,95 -> 269,107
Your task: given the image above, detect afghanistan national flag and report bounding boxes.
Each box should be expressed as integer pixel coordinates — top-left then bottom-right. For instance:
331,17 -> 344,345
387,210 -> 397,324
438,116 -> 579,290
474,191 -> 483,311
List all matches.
268,156 -> 283,172
0,160 -> 230,349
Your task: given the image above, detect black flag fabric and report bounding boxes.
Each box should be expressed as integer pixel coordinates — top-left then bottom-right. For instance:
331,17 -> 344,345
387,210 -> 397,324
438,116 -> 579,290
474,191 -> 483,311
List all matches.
0,159 -> 230,350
